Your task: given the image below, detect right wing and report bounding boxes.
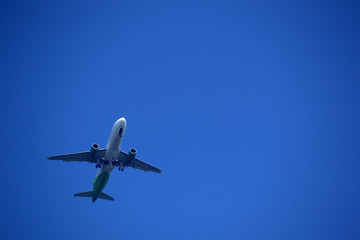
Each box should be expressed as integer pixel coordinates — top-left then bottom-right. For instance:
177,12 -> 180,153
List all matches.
47,149 -> 106,163
118,151 -> 162,173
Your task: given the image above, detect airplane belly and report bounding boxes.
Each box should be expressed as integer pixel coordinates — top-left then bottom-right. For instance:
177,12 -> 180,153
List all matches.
95,149 -> 119,176
92,171 -> 110,202
95,117 -> 126,179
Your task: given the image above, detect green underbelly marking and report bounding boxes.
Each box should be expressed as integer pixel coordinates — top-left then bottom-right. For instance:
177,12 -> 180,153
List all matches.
92,172 -> 110,199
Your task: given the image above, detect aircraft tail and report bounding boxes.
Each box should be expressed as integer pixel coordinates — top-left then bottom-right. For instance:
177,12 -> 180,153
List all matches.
74,191 -> 93,198
74,191 -> 114,201
98,192 -> 114,201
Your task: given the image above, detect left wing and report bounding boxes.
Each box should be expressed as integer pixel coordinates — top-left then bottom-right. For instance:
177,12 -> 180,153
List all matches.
117,151 -> 162,173
47,149 -> 106,163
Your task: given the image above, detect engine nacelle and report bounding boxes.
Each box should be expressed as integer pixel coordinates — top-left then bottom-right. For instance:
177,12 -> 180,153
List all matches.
90,143 -> 99,161
128,148 -> 137,159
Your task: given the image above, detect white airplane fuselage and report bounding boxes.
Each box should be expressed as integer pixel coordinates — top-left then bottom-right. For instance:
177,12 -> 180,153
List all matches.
98,117 -> 126,175
92,117 -> 126,201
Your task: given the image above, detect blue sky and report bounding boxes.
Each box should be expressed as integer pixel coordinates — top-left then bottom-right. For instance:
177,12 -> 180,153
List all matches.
1,0 -> 360,239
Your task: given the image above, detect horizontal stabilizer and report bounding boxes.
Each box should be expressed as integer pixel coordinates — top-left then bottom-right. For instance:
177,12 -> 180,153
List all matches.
74,191 -> 114,201
74,191 -> 93,197
99,192 -> 114,201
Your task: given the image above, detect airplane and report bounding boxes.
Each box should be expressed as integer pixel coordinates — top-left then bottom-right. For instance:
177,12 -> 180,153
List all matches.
47,117 -> 161,202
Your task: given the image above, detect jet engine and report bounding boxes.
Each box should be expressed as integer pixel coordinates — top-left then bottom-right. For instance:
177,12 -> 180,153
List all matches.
90,143 -> 99,162
128,148 -> 137,159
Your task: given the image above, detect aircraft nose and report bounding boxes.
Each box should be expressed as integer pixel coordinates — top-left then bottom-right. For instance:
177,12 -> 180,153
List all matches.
120,118 -> 126,126
116,117 -> 126,126
115,118 -> 127,132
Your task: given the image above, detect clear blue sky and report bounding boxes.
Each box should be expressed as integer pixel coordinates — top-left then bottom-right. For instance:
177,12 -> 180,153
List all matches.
1,1 -> 360,239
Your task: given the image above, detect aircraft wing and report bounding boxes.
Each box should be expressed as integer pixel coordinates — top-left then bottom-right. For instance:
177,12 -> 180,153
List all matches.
47,149 -> 106,163
118,151 -> 162,173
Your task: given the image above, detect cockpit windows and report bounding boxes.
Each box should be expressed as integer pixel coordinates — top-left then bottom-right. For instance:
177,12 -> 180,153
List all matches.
118,128 -> 123,137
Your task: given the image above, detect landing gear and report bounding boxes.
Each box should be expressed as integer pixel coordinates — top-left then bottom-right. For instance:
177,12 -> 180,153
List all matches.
96,158 -> 104,169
